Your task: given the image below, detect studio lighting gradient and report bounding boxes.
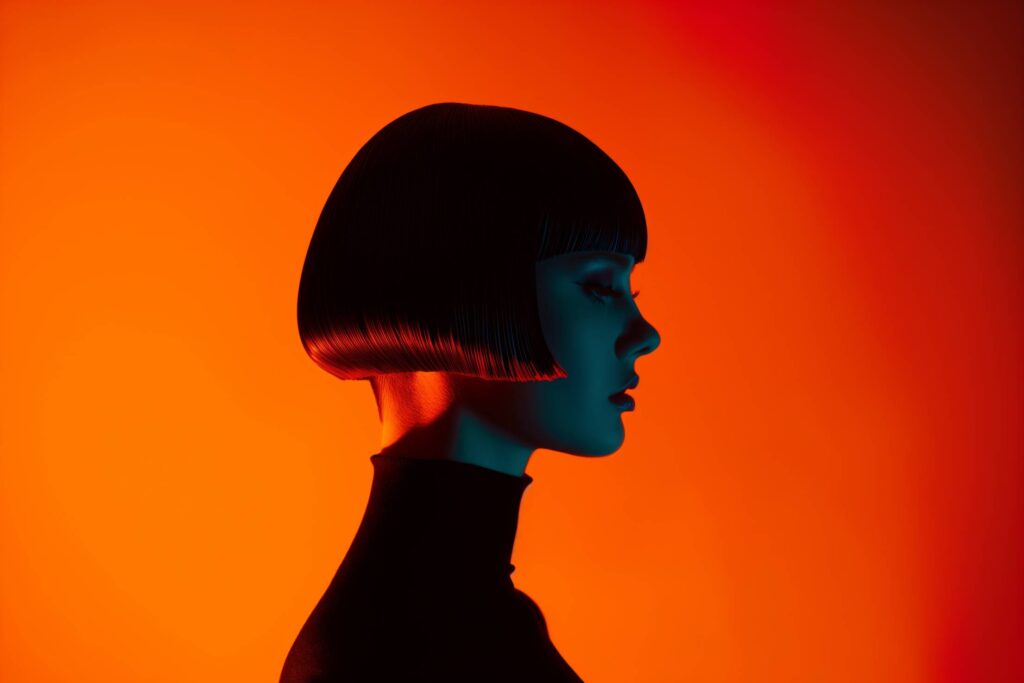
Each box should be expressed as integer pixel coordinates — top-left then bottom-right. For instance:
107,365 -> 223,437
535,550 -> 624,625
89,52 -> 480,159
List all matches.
1,1 -> 1020,682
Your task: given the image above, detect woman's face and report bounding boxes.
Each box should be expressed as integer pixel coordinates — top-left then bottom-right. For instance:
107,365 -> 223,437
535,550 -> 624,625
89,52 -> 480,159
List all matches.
455,250 -> 661,457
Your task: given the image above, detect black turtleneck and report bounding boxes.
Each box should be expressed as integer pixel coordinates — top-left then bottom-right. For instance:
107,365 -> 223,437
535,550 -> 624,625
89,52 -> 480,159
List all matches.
279,454 -> 585,682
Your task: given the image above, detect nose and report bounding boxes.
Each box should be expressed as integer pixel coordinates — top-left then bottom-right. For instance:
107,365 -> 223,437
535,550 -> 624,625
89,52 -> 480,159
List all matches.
619,313 -> 661,361
636,318 -> 661,358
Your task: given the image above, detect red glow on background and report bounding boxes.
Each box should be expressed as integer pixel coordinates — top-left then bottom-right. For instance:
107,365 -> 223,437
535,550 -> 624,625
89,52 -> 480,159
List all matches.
1,1 -> 1020,681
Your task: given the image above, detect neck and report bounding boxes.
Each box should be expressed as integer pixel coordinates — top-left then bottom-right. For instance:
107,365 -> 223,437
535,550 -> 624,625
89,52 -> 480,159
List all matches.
344,454 -> 534,583
372,372 -> 535,477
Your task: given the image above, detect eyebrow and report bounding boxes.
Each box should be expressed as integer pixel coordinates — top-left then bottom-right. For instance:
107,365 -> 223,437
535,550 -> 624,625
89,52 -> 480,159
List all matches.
566,252 -> 636,271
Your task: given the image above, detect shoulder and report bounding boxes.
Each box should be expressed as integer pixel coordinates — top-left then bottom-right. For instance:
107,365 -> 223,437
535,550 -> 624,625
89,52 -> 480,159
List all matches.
279,593 -> 373,683
278,616 -> 328,683
280,579 -> 418,683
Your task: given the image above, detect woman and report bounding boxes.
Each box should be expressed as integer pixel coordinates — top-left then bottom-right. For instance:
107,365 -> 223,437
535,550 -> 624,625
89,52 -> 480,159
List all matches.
280,102 -> 661,682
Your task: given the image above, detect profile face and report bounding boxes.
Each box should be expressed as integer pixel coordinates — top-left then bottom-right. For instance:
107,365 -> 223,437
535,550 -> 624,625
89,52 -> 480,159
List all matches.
454,250 -> 661,456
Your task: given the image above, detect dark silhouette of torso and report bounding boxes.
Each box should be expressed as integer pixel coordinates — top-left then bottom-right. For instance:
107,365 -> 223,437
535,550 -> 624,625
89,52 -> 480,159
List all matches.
280,454 -> 585,682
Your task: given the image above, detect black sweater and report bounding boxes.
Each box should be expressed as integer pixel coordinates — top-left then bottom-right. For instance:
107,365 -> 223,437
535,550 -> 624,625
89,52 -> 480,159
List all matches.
279,454 -> 585,682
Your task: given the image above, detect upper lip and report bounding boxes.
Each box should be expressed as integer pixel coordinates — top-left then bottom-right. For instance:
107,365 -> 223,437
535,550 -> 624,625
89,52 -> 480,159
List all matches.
611,374 -> 640,396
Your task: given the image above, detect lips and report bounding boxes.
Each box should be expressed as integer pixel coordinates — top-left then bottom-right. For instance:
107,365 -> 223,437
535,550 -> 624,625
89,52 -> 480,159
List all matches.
610,374 -> 639,397
608,390 -> 636,410
609,374 -> 638,410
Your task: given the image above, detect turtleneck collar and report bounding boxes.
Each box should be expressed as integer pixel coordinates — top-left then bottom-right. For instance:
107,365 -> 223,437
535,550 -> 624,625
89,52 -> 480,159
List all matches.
344,454 -> 534,583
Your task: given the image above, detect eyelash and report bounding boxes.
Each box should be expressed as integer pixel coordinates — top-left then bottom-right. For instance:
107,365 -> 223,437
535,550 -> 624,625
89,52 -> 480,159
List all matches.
582,283 -> 641,303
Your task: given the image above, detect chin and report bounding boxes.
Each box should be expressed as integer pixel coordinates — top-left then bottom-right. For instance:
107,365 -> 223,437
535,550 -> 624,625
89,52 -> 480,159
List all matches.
569,431 -> 626,457
541,415 -> 625,457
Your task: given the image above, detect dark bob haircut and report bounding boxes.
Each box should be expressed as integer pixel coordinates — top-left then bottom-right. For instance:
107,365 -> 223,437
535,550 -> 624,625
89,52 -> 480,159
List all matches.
297,102 -> 647,382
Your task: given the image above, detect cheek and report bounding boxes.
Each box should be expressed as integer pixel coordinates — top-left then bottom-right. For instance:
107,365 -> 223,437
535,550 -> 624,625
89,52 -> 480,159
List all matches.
522,376 -> 625,456
539,288 -> 605,372
526,322 -> 617,419
528,266 -> 631,454
544,309 -> 616,384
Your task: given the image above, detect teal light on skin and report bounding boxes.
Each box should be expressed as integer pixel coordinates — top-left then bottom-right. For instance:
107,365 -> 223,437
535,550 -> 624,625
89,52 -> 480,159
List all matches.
371,250 -> 662,477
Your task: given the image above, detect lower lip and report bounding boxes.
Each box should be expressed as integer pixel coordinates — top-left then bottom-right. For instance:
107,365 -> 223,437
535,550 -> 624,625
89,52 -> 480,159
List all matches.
609,391 -> 635,411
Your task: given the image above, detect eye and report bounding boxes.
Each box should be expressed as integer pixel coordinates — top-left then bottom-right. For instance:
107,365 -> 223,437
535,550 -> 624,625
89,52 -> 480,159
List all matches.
580,282 -> 641,303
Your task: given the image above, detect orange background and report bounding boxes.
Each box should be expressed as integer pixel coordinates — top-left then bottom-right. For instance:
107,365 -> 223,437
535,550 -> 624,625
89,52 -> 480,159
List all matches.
1,1 -> 1021,681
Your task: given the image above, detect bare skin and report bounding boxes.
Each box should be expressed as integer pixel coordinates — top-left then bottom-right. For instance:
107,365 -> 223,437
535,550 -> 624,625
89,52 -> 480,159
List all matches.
369,250 -> 662,476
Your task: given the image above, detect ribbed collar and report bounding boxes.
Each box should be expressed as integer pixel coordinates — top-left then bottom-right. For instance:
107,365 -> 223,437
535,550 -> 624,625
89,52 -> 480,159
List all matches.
344,454 -> 534,583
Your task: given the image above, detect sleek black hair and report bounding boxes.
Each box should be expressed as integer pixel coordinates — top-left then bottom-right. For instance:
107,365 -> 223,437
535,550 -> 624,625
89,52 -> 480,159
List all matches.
297,102 -> 647,382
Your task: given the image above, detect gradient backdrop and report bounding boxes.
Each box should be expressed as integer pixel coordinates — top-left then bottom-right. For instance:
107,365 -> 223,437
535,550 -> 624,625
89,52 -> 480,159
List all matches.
1,1 -> 1021,682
